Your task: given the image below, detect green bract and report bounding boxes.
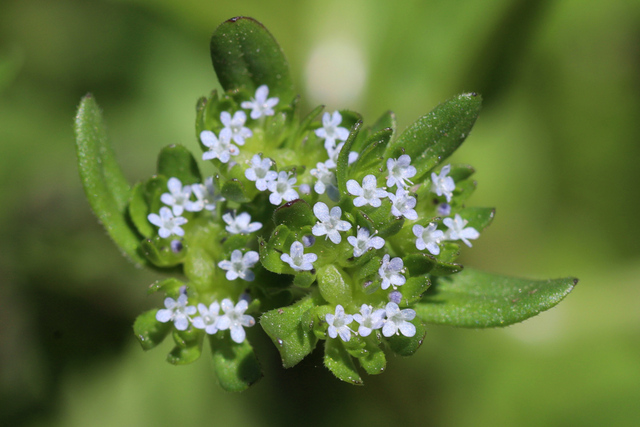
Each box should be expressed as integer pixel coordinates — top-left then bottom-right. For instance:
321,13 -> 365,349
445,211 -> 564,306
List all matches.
74,16 -> 577,392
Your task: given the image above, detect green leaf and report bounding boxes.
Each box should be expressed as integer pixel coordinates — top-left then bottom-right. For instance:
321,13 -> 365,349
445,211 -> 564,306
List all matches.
128,182 -> 154,238
399,275 -> 431,307
324,339 -> 363,385
141,237 -> 185,268
209,335 -> 262,392
350,128 -> 393,177
167,328 -> 202,365
260,295 -> 320,368
448,164 -> 475,182
353,256 -> 382,283
75,94 -> 145,265
133,309 -> 171,350
414,268 -> 578,328
293,271 -> 316,288
221,178 -> 251,203
222,233 -> 252,253
403,252 -> 462,277
369,110 -> 396,135
357,341 -> 386,375
147,277 -> 185,295
144,175 -> 169,214
448,179 -> 477,207
210,17 -> 294,102
258,225 -> 293,274
157,144 -> 202,185
457,206 -> 495,232
385,93 -> 482,180
298,104 -> 324,134
273,199 -> 315,228
317,264 -> 353,306
386,319 -> 427,356
167,343 -> 202,365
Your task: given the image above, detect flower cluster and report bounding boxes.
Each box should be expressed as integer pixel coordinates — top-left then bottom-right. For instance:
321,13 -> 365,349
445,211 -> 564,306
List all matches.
77,17 -> 576,391
135,81 -> 486,388
156,292 -> 255,344
326,303 -> 416,342
147,176 -> 224,238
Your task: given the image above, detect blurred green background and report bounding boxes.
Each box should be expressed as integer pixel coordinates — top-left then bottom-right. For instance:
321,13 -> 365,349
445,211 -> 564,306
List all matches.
1,0 -> 639,425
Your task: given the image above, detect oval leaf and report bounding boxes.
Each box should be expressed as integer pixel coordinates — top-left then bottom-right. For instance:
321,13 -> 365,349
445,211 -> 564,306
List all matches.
260,295 -> 319,368
273,199 -> 315,228
415,268 -> 578,327
157,144 -> 202,185
209,335 -> 262,392
385,93 -> 482,180
133,309 -> 171,351
128,182 -> 154,238
386,319 -> 427,356
210,17 -> 294,102
324,339 -> 363,385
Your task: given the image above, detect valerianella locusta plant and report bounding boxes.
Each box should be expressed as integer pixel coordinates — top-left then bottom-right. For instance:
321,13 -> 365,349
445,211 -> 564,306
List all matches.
74,17 -> 577,391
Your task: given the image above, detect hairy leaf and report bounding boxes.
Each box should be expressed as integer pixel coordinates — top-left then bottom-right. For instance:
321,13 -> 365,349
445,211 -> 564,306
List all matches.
133,309 -> 171,351
260,295 -> 320,368
210,17 -> 294,102
386,93 -> 482,180
415,268 -> 578,327
324,338 -> 363,385
209,335 -> 262,392
75,94 -> 145,265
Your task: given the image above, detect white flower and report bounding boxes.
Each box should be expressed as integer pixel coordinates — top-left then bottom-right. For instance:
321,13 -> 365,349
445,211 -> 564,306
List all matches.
431,164 -> 456,202
220,110 -> 253,145
245,154 -> 277,191
222,211 -> 262,234
387,187 -> 418,220
386,155 -> 416,189
192,301 -> 229,335
218,249 -> 259,281
311,202 -> 352,244
148,207 -> 188,238
353,304 -> 385,337
267,171 -> 299,205
310,161 -> 336,195
443,214 -> 480,247
201,128 -> 239,163
326,304 -> 354,342
315,111 -> 350,151
156,294 -> 197,331
413,223 -> 445,255
346,174 -> 388,207
382,302 -> 416,337
220,298 -> 255,343
187,176 -> 225,212
280,241 -> 317,271
241,85 -> 279,119
379,254 -> 406,290
347,227 -> 385,257
160,177 -> 192,216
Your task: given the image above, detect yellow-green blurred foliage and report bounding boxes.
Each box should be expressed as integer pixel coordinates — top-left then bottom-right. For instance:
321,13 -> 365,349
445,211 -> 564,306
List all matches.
1,0 -> 639,426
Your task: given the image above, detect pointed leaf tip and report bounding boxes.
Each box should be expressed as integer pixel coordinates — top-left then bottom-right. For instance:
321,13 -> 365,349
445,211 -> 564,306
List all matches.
414,268 -> 577,328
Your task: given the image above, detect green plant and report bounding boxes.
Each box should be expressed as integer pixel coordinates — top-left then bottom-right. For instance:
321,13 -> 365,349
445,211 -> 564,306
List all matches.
75,16 -> 577,392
